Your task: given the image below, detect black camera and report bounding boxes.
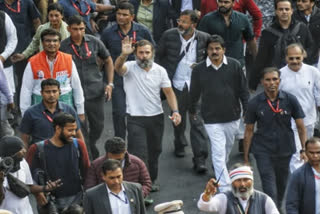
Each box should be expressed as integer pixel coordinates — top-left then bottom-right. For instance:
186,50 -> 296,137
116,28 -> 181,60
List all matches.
0,157 -> 14,175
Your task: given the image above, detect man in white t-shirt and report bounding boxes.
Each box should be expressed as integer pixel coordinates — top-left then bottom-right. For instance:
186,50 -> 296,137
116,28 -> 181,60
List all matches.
0,136 -> 61,214
114,37 -> 181,190
279,43 -> 320,173
198,164 -> 279,214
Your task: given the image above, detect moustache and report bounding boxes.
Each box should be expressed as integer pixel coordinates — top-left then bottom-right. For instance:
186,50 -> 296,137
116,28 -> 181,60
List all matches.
211,53 -> 219,57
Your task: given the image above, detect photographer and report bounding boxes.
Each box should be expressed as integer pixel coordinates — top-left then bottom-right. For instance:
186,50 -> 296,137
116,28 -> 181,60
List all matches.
0,136 -> 61,214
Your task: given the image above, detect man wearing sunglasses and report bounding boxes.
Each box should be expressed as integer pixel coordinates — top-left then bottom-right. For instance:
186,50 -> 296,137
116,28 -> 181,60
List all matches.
279,43 -> 320,173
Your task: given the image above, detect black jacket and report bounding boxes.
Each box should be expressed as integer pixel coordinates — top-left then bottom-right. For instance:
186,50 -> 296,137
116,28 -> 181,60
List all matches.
293,6 -> 320,49
249,19 -> 316,90
156,28 -> 210,80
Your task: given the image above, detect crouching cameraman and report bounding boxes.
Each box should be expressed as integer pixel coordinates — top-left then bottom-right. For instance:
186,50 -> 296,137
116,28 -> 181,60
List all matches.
0,136 -> 62,214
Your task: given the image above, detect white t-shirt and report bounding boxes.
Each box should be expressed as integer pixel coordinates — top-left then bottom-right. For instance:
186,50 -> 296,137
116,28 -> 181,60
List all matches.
0,159 -> 34,214
123,61 -> 171,116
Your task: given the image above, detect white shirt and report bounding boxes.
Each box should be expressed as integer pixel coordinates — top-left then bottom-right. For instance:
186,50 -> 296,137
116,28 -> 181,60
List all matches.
173,33 -> 197,91
181,0 -> 193,11
107,185 -> 131,214
0,12 -> 17,61
20,58 -> 85,115
206,55 -> 228,70
197,192 -> 279,214
0,159 -> 34,214
312,167 -> 320,214
279,64 -> 320,127
123,61 -> 171,116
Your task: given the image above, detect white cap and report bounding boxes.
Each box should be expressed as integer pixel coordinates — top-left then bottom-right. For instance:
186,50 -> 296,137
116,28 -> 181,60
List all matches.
229,166 -> 253,183
154,200 -> 184,214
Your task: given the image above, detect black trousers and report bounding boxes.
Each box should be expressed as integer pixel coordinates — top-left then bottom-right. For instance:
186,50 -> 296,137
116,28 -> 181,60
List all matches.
127,114 -> 164,182
173,86 -> 209,162
111,78 -> 126,140
83,96 -> 105,159
254,154 -> 291,209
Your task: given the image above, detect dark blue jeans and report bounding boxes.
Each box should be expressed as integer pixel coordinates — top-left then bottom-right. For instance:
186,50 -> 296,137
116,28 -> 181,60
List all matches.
254,154 -> 292,209
127,114 -> 164,182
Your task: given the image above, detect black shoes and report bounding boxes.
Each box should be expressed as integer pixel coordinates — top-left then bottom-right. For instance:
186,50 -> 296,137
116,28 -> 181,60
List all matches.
174,147 -> 185,157
193,157 -> 207,174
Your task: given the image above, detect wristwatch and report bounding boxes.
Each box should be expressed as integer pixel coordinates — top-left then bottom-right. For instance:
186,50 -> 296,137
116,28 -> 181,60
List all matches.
108,83 -> 114,88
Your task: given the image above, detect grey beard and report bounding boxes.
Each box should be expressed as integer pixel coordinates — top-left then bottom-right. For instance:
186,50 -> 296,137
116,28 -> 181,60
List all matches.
232,184 -> 254,200
135,56 -> 154,69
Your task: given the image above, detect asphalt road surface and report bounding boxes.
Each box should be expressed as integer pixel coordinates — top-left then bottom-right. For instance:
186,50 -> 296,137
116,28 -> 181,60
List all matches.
96,101 -> 264,214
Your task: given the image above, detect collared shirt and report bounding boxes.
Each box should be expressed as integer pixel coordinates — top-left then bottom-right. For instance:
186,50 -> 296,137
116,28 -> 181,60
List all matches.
0,0 -> 40,52
123,61 -> 171,116
101,22 -> 155,83
279,63 -> 320,127
312,167 -> 320,214
245,90 -> 305,156
206,55 -> 228,70
198,10 -> 254,67
107,184 -> 131,214
19,101 -> 81,144
172,32 -> 197,91
60,34 -> 110,100
58,0 -> 96,31
137,0 -> 154,32
23,21 -> 69,58
181,0 -> 193,11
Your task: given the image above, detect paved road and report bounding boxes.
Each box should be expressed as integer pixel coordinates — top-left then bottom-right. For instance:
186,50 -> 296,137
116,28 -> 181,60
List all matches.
96,101 -> 263,213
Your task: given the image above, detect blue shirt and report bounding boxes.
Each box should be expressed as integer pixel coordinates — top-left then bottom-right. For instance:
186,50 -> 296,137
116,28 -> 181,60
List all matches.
100,22 -> 155,83
0,0 -> 40,52
58,0 -> 96,31
245,90 -> 305,156
19,101 -> 81,144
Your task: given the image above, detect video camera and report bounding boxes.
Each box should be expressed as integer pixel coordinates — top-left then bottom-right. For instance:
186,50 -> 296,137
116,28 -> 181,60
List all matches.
0,157 -> 14,175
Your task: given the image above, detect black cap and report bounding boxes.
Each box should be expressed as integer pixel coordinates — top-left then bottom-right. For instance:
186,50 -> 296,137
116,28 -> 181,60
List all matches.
0,136 -> 24,157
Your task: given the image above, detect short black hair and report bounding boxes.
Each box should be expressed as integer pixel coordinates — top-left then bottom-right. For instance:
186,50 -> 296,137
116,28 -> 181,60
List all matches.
101,159 -> 122,175
53,112 -> 76,130
47,3 -> 64,15
180,10 -> 199,24
67,15 -> 85,26
116,2 -> 135,15
104,137 -> 127,154
41,28 -> 62,42
275,0 -> 292,9
306,137 -> 320,150
260,67 -> 281,80
207,34 -> 225,49
41,78 -> 60,91
134,39 -> 154,54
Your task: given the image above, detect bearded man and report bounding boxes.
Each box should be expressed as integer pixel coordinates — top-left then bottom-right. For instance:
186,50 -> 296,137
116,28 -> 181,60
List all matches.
156,10 -> 210,172
197,164 -> 279,213
26,112 -> 90,212
114,37 -> 181,191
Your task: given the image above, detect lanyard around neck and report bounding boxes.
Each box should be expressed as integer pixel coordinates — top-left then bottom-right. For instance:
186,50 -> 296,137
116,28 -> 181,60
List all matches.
5,0 -> 20,13
71,41 -> 91,59
110,191 -> 128,204
70,0 -> 90,16
267,99 -> 282,113
118,30 -> 136,44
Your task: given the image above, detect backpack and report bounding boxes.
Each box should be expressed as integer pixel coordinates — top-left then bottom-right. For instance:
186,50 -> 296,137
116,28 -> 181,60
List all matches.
35,138 -> 83,183
265,22 -> 302,68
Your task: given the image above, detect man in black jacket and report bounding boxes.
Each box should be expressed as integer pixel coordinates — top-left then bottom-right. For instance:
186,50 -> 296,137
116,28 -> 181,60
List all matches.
249,0 -> 316,90
293,0 -> 320,64
156,10 -> 210,173
189,35 -> 249,191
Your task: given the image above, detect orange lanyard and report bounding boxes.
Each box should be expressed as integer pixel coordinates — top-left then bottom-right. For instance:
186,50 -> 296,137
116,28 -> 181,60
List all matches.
70,0 -> 90,16
267,99 -> 282,113
5,0 -> 20,13
71,42 -> 91,59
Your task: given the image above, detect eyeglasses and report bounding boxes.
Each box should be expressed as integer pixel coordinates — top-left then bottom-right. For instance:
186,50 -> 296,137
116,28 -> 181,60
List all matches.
288,56 -> 302,61
176,19 -> 189,25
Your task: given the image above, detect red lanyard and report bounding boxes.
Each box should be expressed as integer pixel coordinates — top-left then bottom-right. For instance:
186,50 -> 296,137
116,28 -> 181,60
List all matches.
71,42 -> 91,60
118,31 -> 136,44
42,111 -> 53,123
70,0 -> 90,16
315,174 -> 320,180
267,99 -> 282,113
5,0 -> 20,13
